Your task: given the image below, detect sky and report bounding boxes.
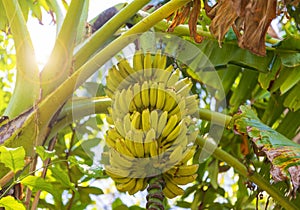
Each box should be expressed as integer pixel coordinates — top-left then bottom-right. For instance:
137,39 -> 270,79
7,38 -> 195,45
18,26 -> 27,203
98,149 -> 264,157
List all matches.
27,0 -> 132,69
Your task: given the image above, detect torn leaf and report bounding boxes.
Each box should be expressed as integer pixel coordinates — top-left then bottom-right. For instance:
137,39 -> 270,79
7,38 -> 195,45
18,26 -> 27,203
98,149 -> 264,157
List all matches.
231,105 -> 300,194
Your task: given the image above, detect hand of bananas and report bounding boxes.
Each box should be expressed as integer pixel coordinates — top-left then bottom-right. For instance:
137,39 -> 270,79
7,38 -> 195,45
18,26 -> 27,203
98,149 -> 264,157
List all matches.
104,50 -> 199,198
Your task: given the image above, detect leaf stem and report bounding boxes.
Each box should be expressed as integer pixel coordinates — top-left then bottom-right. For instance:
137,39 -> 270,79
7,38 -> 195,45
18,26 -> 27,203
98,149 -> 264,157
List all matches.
196,137 -> 298,210
74,0 -> 151,70
2,0 -> 40,118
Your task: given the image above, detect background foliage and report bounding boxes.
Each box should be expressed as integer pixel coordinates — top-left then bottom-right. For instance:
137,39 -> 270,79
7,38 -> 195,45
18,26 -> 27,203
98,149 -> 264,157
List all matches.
0,0 -> 299,209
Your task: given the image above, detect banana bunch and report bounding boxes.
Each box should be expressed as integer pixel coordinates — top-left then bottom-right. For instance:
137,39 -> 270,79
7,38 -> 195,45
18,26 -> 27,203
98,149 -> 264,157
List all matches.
104,50 -> 199,198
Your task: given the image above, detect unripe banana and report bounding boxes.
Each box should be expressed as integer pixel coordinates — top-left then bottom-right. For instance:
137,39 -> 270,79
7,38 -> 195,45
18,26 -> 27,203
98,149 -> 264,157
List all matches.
123,113 -> 131,135
152,50 -> 162,70
115,138 -> 134,158
109,148 -> 133,169
128,178 -> 146,195
133,50 -> 144,72
105,165 -> 130,178
141,81 -> 150,108
163,175 -> 184,197
133,83 -> 143,108
118,56 -> 135,75
133,130 -> 145,158
157,111 -> 168,137
105,50 -> 199,197
144,52 -> 152,79
176,164 -> 199,176
161,115 -> 178,138
131,111 -> 141,130
150,83 -> 158,108
167,68 -> 180,87
157,53 -> 167,70
156,83 -> 166,110
150,110 -> 159,132
142,109 -> 151,131
116,178 -> 137,192
163,91 -> 177,112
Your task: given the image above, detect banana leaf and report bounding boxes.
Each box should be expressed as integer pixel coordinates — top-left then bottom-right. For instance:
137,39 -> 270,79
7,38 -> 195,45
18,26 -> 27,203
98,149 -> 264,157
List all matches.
231,105 -> 300,194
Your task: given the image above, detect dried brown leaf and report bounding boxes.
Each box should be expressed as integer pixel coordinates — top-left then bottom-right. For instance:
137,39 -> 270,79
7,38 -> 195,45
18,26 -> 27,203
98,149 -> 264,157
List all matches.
188,0 -> 203,43
206,0 -> 239,46
238,0 -> 277,56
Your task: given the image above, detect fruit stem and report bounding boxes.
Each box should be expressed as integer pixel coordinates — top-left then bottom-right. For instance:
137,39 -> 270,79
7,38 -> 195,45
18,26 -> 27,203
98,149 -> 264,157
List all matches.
196,136 -> 298,210
146,175 -> 166,210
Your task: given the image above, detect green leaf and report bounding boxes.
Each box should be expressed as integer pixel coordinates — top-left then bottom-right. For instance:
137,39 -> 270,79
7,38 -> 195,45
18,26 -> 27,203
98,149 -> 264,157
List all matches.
21,176 -> 54,193
35,146 -> 55,161
0,196 -> 25,210
208,159 -> 219,189
232,105 -> 300,193
49,165 -> 74,190
0,146 -> 25,172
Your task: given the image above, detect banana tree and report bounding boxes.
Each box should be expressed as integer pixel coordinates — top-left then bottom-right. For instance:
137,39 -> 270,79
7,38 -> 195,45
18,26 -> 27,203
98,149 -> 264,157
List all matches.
0,0 -> 300,209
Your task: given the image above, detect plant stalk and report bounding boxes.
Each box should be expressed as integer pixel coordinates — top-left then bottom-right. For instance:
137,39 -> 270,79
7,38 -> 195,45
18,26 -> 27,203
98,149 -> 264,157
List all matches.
196,137 -> 299,210
73,0 -> 151,70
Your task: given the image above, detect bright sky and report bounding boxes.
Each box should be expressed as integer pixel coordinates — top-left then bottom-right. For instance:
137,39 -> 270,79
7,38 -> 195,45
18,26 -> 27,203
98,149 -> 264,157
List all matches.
27,0 -> 132,69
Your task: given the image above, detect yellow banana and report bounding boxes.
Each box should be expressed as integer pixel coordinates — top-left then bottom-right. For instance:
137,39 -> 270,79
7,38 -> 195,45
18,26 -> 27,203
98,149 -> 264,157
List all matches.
163,175 -> 184,197
105,135 -> 116,148
163,91 -> 177,112
157,111 -> 168,137
125,131 -> 138,157
115,138 -> 134,157
142,108 -> 151,131
161,115 -> 178,138
157,65 -> 173,84
145,128 -> 156,143
110,65 -> 124,84
162,184 -> 178,199
168,99 -> 186,119
174,77 -> 190,91
152,50 -> 161,70
131,111 -> 141,130
133,50 -> 144,72
180,146 -> 196,164
176,164 -> 199,176
106,75 -> 119,92
150,82 -> 158,108
141,81 -> 150,108
177,81 -> 193,97
157,53 -> 167,70
144,52 -> 152,79
133,130 -> 145,158
133,83 -> 143,108
116,178 -> 136,192
144,129 -> 155,156
114,118 -> 125,137
156,83 -> 166,110
106,114 -> 114,125
109,148 -> 133,169
107,128 -> 122,140
112,176 -> 132,184
150,110 -> 159,133
164,120 -> 184,143
105,165 -> 130,179
170,174 -> 197,185
125,88 -> 136,112
149,139 -> 159,157
167,68 -> 180,87
123,113 -> 131,135
118,56 -> 135,75
168,145 -> 183,165
128,178 -> 145,195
